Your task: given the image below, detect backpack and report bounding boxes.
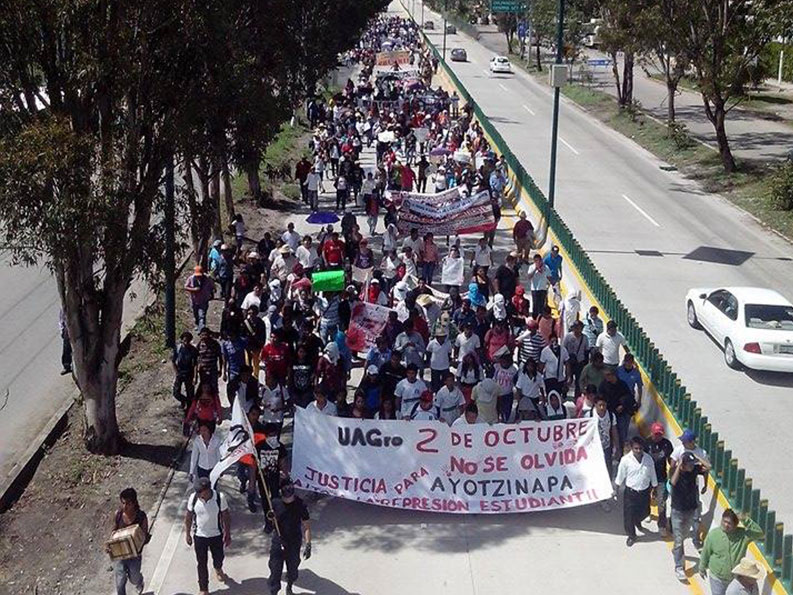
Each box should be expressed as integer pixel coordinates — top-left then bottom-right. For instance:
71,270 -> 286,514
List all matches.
188,489 -> 222,535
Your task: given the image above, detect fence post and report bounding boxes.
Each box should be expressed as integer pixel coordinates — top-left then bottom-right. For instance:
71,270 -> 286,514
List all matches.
782,534 -> 792,588
728,459 -> 739,498
774,522 -> 784,572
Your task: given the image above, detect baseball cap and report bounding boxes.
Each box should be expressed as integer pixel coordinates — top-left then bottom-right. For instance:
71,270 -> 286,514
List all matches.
194,476 -> 211,492
367,365 -> 379,375
679,429 -> 696,443
650,422 -> 664,436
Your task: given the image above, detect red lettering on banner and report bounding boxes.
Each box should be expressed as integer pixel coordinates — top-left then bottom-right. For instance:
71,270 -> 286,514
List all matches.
416,427 -> 439,453
393,467 -> 429,494
450,456 -> 478,475
451,431 -> 472,448
482,456 -> 507,473
484,430 -> 499,447
503,428 -> 516,445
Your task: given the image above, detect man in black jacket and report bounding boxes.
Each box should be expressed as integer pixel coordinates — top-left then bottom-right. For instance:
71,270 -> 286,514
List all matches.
268,480 -> 312,595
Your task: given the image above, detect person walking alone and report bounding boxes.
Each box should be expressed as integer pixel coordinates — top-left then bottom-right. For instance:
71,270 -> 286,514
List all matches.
268,479 -> 312,595
614,436 -> 658,547
108,488 -> 149,595
184,477 -> 231,595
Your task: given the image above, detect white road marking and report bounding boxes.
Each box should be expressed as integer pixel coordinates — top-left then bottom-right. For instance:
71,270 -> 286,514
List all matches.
622,194 -> 661,227
559,137 -> 580,155
482,69 -> 490,77
522,104 -> 535,116
498,82 -> 509,92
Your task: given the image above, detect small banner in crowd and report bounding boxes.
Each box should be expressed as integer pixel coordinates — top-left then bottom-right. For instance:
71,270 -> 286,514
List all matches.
395,187 -> 496,236
375,50 -> 411,67
441,256 -> 465,286
352,265 -> 373,284
292,409 -> 613,514
346,301 -> 393,352
311,270 -> 345,292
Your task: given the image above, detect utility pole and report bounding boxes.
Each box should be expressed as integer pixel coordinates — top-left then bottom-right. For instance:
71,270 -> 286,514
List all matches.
164,153 -> 176,349
547,0 -> 564,210
421,1 -> 425,28
442,0 -> 448,61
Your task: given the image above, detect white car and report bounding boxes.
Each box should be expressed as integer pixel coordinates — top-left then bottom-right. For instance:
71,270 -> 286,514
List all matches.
489,56 -> 512,74
685,287 -> 793,372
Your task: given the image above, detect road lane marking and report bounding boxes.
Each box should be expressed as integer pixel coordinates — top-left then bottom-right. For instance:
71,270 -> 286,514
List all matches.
622,194 -> 661,227
482,69 -> 490,77
522,104 -> 535,116
498,82 -> 509,92
559,137 -> 580,155
148,510 -> 184,594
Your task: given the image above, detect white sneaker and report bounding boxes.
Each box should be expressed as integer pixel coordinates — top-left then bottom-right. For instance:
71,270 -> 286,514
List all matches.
675,568 -> 687,582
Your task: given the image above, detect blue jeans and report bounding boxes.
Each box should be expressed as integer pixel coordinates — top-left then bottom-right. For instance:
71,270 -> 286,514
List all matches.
499,392 -> 514,422
192,303 -> 208,331
114,557 -> 143,595
671,508 -> 696,570
422,262 -> 436,283
708,574 -> 730,595
616,412 -> 631,453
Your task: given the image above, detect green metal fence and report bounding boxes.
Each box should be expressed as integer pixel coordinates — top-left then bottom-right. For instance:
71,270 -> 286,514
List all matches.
412,14 -> 792,591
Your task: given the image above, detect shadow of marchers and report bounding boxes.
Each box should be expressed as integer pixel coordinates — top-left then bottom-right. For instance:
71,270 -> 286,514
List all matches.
121,441 -> 183,468
311,495 -> 627,556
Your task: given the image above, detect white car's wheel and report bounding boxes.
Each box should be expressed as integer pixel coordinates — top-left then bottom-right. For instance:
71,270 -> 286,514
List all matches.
724,339 -> 742,370
687,301 -> 701,329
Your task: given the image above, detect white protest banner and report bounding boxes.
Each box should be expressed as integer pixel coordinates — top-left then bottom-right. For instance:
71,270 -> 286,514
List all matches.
292,409 -> 613,514
397,189 -> 495,236
375,50 -> 411,66
346,301 -> 393,352
441,256 -> 464,286
352,265 -> 373,284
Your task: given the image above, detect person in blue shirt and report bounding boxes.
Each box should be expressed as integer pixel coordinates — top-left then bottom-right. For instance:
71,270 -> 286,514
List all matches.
543,244 -> 563,285
208,239 -> 223,275
616,353 -> 643,410
365,336 -> 391,370
220,329 -> 247,407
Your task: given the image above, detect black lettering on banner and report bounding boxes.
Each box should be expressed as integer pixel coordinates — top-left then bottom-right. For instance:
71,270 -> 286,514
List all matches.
338,426 -> 404,448
416,427 -> 439,453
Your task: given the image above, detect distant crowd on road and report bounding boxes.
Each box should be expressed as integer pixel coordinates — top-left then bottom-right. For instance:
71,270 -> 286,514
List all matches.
108,13 -> 767,595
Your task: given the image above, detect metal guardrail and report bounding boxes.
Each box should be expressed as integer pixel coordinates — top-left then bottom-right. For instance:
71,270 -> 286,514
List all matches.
408,9 -> 793,591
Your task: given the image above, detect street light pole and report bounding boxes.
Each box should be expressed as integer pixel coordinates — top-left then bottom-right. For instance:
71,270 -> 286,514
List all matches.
442,0 -> 448,61
421,1 -> 425,28
547,0 -> 564,210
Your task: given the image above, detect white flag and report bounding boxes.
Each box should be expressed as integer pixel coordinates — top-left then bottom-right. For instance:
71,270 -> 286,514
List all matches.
209,397 -> 255,487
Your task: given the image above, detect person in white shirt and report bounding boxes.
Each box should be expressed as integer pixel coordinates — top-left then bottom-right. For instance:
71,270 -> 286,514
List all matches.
240,284 -> 263,312
408,390 -> 441,421
454,324 -> 481,363
426,331 -> 452,392
401,228 -> 423,256
295,235 -> 319,274
434,373 -> 465,425
189,420 -> 222,483
306,387 -> 337,416
526,253 -> 553,319
185,477 -> 231,591
539,333 -> 571,395
260,375 -> 287,432
452,402 -> 481,426
281,223 -> 301,252
472,237 -> 493,274
515,358 -> 546,418
304,168 -> 321,211
596,320 -> 628,368
400,246 -> 418,279
395,364 -> 428,418
615,436 -> 658,546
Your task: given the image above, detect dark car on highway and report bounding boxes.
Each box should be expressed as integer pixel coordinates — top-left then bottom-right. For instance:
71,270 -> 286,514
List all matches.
446,24 -> 457,34
450,48 -> 467,62
424,21 -> 434,30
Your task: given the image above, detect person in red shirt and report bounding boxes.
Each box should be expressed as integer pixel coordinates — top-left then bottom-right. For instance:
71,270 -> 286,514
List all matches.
322,232 -> 345,269
400,163 -> 415,191
513,211 -> 534,262
260,329 -> 291,385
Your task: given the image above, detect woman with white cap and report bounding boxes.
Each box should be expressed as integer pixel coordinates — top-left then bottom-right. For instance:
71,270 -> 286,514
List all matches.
315,342 -> 344,401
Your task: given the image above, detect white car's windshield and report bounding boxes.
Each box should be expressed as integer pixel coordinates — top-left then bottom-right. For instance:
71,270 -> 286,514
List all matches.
745,304 -> 793,330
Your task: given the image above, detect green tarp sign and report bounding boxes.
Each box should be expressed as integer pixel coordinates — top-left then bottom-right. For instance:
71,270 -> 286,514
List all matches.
311,270 -> 345,292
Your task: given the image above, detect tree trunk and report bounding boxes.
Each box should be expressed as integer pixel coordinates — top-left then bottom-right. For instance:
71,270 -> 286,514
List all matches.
535,41 -> 542,71
81,357 -> 122,453
245,160 -> 263,206
666,79 -> 677,123
210,167 -> 222,239
222,158 -> 235,222
621,52 -> 634,108
610,51 -> 623,106
183,160 -> 204,267
713,104 -> 736,173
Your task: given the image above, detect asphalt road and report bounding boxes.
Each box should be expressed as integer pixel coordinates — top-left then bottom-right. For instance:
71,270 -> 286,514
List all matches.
412,1 -> 793,530
0,255 -> 151,490
474,25 -> 793,162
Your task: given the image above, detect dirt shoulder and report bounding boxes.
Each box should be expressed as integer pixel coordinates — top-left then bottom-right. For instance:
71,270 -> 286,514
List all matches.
0,124 -> 309,594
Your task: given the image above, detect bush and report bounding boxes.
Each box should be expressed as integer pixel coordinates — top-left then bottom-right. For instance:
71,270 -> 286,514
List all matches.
769,160 -> 793,211
667,121 -> 695,150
